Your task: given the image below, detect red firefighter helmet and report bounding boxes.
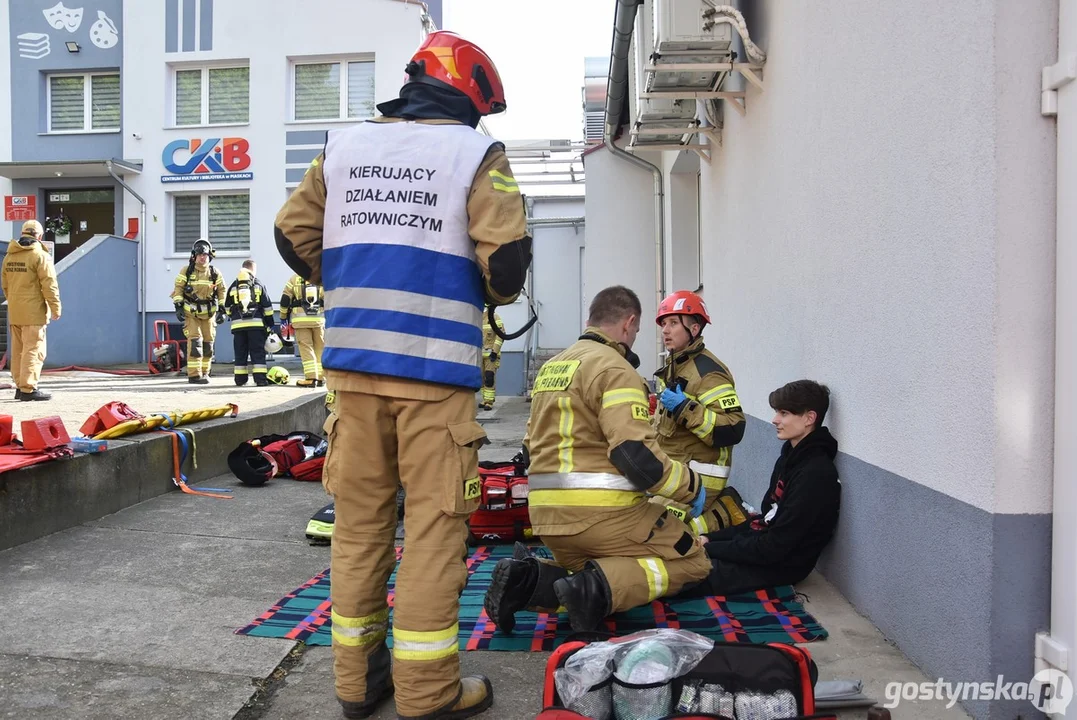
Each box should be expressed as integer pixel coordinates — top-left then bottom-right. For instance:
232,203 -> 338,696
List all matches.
656,290 -> 711,326
405,31 -> 506,116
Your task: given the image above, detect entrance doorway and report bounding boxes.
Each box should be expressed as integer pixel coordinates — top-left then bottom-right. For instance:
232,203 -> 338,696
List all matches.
43,188 -> 116,263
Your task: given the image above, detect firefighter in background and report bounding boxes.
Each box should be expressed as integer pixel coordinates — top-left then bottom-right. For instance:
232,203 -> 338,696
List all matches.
171,238 -> 226,384
479,308 -> 504,410
224,259 -> 275,386
279,273 -> 324,386
274,31 -> 530,720
483,286 -> 710,635
652,290 -> 748,534
1,220 -> 60,401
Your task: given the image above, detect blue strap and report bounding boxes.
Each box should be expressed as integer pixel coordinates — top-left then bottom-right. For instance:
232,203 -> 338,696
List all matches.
161,420 -> 232,494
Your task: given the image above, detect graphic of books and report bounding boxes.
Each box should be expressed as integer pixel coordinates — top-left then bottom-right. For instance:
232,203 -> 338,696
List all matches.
17,33 -> 51,59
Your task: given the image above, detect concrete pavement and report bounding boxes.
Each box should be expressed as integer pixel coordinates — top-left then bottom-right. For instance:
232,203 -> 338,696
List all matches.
0,396 -> 972,719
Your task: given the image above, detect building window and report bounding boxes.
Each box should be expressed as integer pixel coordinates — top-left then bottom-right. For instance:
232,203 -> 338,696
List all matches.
175,66 -> 250,126
174,192 -> 250,254
292,59 -> 374,121
47,72 -> 120,132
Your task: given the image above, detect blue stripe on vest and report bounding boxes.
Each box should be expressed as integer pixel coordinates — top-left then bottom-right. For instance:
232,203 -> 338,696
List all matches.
322,243 -> 483,308
324,307 -> 483,347
322,346 -> 481,389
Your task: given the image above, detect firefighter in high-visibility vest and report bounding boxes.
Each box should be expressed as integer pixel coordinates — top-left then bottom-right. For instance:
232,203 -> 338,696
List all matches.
171,238 -> 226,384
224,260 -> 275,386
479,308 -> 504,410
652,290 -> 749,534
279,273 -> 325,386
483,286 -> 711,636
273,31 -> 531,720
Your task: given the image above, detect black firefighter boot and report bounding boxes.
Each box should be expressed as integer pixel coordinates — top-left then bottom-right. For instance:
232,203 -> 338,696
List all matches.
553,564 -> 613,633
338,644 -> 394,719
484,545 -> 567,633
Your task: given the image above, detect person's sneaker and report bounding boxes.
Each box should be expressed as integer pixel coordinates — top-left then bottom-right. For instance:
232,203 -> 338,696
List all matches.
397,675 -> 493,719
338,682 -> 393,719
19,389 -> 51,401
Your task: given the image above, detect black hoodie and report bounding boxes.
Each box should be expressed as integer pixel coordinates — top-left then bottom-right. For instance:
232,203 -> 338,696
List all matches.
705,427 -> 840,578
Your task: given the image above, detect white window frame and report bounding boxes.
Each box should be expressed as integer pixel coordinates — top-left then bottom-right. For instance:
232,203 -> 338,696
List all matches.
170,190 -> 252,257
45,71 -> 120,134
170,62 -> 251,128
288,54 -> 375,124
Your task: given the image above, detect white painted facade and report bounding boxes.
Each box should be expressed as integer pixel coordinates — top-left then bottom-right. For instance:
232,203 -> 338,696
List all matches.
120,0 -> 428,312
586,1 -> 1063,714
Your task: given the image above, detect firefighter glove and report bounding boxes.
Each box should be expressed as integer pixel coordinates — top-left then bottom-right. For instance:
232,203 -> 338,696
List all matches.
174,303 -> 185,322
689,486 -> 707,519
215,308 -> 226,325
489,351 -> 499,363
660,386 -> 688,414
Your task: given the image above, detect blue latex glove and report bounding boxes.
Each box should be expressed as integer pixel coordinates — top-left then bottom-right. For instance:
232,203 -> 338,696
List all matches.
688,488 -> 707,519
659,386 -> 687,413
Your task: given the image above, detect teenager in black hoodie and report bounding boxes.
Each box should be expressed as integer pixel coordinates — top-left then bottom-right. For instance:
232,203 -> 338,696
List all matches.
681,379 -> 840,596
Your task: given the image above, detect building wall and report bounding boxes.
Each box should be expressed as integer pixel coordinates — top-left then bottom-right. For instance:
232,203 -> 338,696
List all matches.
582,145 -> 662,379
530,196 -> 584,351
7,0 -> 124,163
0,1 -> 12,174
121,0 -> 425,314
690,1 -> 1057,717
40,235 -> 139,367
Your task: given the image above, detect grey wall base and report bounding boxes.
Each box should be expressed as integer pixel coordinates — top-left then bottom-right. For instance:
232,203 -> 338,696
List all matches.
0,394 -> 327,552
732,416 -> 1051,720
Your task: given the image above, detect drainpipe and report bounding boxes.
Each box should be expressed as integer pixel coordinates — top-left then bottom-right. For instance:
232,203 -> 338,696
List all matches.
107,160 -> 147,363
1041,0 -> 1077,705
604,0 -> 666,371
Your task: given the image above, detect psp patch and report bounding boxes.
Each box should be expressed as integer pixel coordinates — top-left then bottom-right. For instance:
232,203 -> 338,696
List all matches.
464,476 -> 481,500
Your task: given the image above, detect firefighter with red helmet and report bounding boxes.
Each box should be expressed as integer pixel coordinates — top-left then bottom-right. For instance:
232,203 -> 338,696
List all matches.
652,290 -> 749,534
273,30 -> 530,720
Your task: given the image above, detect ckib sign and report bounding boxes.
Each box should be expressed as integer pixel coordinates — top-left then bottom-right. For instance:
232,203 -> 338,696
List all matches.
4,195 -> 36,221
161,137 -> 253,183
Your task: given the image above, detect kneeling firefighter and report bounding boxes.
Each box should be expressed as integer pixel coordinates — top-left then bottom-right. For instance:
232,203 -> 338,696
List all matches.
280,274 -> 324,387
224,260 -> 276,386
171,239 -> 226,384
273,30 -> 532,720
483,286 -> 712,636
652,290 -> 749,534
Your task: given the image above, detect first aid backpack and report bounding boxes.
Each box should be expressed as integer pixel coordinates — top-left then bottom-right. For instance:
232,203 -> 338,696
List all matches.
539,635 -> 833,720
467,458 -> 531,544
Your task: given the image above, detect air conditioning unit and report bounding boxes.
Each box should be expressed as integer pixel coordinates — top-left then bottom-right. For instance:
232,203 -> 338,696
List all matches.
638,97 -> 697,123
652,0 -> 733,54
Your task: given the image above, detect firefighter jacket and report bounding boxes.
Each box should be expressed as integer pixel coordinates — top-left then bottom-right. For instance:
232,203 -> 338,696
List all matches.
482,311 -> 505,364
171,263 -> 226,319
279,274 -> 324,328
1,237 -> 61,325
273,117 -> 531,399
653,338 -> 745,491
224,271 -> 274,331
524,328 -> 701,536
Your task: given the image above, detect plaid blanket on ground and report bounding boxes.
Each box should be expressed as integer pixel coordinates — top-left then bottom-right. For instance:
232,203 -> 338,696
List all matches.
236,544 -> 828,650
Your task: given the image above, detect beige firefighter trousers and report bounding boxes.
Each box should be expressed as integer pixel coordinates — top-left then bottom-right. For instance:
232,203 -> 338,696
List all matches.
480,356 -> 498,405
9,324 -> 47,393
183,315 -> 216,377
324,386 -> 484,716
540,500 -> 712,614
655,487 -> 750,536
294,325 -> 324,380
